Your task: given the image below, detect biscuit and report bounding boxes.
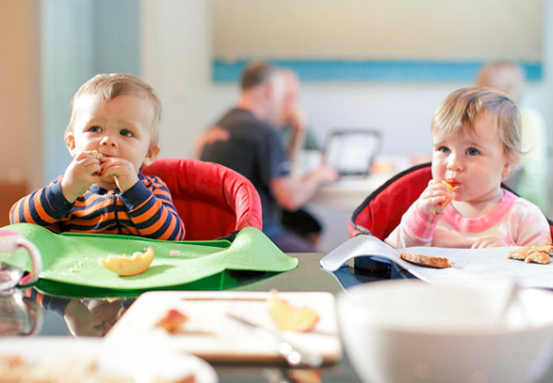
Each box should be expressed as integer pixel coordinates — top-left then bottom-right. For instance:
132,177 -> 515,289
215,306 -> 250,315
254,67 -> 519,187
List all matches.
508,245 -> 552,265
400,250 -> 455,269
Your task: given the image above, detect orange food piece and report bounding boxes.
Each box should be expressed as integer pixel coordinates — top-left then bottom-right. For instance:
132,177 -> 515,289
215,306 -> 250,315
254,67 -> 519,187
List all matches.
439,180 -> 458,206
268,292 -> 319,332
440,180 -> 456,192
288,369 -> 322,383
158,309 -> 188,333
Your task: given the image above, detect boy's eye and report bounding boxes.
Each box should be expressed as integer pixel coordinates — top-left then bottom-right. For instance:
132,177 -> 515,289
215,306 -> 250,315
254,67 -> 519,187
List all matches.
438,146 -> 450,154
467,147 -> 480,156
88,126 -> 101,132
120,129 -> 133,137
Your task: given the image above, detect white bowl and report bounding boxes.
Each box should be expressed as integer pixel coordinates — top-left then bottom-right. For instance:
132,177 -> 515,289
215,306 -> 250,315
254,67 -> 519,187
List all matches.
338,280 -> 553,383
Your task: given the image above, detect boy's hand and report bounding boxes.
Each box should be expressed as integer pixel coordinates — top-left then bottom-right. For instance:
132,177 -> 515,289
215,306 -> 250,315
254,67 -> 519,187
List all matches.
63,299 -> 105,337
61,151 -> 102,203
417,180 -> 453,215
100,157 -> 139,192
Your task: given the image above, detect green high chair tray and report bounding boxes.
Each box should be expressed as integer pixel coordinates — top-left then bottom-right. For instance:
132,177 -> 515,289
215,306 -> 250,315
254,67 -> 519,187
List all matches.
2,224 -> 298,298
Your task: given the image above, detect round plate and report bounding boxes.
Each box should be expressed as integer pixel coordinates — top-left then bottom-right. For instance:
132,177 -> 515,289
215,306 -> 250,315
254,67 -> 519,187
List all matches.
0,337 -> 218,383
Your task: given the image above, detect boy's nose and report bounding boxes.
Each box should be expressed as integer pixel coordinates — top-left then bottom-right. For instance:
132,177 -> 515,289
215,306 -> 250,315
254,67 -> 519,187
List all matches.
99,135 -> 117,148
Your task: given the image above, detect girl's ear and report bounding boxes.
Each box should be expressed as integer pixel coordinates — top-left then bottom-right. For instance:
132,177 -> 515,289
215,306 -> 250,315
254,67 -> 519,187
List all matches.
502,161 -> 514,179
143,145 -> 160,168
66,132 -> 78,157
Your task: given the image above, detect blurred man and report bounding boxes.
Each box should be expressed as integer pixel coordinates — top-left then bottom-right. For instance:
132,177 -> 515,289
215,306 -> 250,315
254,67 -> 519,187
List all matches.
476,62 -> 549,213
199,62 -> 338,252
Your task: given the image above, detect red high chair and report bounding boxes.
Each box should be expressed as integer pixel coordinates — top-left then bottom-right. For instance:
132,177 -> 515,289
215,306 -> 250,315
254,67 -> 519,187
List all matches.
348,162 -> 553,241
142,158 -> 262,240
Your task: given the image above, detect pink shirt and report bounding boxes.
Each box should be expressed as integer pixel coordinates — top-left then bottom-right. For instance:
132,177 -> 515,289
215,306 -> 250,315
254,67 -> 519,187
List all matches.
385,190 -> 551,248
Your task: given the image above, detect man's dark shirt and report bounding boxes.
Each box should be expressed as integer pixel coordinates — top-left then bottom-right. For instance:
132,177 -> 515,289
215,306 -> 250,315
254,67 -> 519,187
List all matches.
200,108 -> 291,237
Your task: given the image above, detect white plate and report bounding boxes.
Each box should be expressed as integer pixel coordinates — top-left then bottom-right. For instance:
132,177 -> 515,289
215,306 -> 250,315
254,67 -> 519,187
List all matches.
0,337 -> 218,383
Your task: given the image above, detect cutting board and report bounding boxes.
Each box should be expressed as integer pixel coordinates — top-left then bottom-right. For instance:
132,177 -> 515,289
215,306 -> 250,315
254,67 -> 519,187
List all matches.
106,291 -> 343,364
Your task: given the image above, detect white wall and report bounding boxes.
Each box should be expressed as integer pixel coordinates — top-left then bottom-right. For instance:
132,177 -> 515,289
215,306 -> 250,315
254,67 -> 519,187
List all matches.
212,0 -> 542,62
141,0 -> 548,162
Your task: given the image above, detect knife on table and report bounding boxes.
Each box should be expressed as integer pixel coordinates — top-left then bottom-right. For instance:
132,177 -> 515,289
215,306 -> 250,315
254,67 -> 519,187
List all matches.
226,313 -> 323,368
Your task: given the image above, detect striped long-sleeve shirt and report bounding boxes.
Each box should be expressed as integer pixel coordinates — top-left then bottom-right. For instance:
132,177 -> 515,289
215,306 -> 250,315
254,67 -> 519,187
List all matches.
10,174 -> 185,241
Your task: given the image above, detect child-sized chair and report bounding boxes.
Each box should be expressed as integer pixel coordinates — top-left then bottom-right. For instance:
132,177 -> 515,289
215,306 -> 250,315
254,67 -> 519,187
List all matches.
349,162 -> 553,241
142,158 -> 262,240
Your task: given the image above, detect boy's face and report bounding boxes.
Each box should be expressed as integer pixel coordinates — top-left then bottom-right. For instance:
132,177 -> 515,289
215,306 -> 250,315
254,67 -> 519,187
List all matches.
431,112 -> 511,204
66,94 -> 160,174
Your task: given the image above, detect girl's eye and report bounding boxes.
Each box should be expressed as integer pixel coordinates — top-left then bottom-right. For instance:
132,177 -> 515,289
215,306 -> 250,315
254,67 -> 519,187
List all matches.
438,146 -> 450,154
120,129 -> 133,137
88,126 -> 101,132
467,147 -> 480,156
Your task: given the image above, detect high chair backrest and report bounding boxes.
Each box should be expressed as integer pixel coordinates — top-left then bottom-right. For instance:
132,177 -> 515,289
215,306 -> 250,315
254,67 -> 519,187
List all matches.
348,162 -> 553,241
142,158 -> 262,240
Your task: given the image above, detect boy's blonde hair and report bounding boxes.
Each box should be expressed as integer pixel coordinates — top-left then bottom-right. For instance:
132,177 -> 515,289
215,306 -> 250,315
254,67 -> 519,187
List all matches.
431,87 -> 521,164
65,73 -> 162,146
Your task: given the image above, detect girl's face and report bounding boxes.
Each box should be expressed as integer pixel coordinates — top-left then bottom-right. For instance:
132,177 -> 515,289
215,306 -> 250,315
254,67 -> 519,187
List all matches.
431,112 -> 512,205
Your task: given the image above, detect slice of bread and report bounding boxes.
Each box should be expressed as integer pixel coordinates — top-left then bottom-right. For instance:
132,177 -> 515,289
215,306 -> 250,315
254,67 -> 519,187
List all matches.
400,250 -> 455,269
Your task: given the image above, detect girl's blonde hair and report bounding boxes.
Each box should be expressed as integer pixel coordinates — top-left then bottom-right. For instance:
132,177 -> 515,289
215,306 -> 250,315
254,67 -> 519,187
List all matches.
65,73 -> 162,146
431,87 -> 521,164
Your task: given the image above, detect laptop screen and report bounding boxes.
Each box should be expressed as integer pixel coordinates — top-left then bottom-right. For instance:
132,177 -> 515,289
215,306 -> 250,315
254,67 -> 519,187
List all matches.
324,129 -> 381,176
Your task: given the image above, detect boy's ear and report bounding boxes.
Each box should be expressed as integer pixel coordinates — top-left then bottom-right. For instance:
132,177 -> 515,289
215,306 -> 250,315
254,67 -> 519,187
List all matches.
143,145 -> 160,168
66,133 -> 77,157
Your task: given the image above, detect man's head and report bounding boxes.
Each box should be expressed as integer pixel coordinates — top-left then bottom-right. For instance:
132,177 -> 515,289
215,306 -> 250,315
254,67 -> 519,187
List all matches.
279,69 -> 301,126
475,62 -> 525,104
65,73 -> 162,172
239,62 -> 286,126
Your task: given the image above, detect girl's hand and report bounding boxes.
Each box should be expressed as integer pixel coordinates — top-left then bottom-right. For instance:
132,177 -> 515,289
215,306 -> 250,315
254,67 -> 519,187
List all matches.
417,180 -> 452,215
61,151 -> 102,203
100,157 -> 139,192
472,236 -> 508,249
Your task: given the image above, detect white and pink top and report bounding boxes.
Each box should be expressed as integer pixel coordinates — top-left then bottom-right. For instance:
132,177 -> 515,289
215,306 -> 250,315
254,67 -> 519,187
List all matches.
385,190 -> 552,248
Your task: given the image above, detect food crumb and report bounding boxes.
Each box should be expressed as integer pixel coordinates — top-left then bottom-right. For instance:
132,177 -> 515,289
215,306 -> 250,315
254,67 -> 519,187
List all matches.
169,250 -> 181,257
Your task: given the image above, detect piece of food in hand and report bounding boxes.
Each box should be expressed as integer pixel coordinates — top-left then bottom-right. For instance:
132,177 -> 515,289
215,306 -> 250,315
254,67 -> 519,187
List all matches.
508,245 -> 553,265
439,180 -> 459,206
98,247 -> 154,276
268,291 -> 320,332
84,150 -> 103,159
84,150 -> 103,176
400,250 -> 455,269
158,309 -> 189,333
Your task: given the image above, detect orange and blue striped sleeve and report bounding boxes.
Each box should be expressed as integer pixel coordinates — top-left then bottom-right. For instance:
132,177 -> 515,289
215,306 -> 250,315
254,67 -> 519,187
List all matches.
10,177 -> 74,228
120,175 -> 185,240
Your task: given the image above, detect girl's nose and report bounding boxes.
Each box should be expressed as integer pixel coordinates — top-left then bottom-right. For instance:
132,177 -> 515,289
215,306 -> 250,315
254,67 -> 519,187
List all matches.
447,155 -> 463,172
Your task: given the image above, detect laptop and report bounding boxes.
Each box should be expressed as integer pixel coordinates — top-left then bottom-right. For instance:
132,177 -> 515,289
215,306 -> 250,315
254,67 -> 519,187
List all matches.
323,129 -> 381,177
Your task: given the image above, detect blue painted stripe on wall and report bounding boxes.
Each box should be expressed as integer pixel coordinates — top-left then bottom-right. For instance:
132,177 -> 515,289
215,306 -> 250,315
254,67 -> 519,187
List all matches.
212,59 -> 542,82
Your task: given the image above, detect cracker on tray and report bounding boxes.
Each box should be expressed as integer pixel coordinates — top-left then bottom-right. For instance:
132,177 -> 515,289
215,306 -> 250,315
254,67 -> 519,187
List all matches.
508,245 -> 553,265
400,250 -> 455,269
